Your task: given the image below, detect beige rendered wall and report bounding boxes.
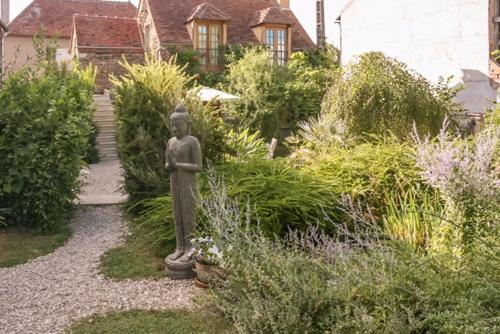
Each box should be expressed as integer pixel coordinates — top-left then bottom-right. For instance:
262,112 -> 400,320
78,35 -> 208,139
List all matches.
2,36 -> 70,73
340,0 -> 495,114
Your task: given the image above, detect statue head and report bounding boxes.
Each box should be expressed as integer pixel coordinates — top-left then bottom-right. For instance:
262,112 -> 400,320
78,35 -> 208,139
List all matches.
170,104 -> 192,138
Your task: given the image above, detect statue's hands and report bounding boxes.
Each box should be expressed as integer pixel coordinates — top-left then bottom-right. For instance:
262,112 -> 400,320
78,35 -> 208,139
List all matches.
166,152 -> 177,171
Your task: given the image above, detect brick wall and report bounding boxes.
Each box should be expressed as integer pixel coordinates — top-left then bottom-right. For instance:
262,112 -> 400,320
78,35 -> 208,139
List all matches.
78,50 -> 144,92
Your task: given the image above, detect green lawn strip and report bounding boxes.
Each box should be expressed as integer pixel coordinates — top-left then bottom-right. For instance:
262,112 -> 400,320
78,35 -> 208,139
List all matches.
0,227 -> 72,268
100,214 -> 174,280
67,309 -> 229,334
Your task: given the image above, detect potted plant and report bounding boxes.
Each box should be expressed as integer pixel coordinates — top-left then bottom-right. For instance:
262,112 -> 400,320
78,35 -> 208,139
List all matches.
191,237 -> 224,288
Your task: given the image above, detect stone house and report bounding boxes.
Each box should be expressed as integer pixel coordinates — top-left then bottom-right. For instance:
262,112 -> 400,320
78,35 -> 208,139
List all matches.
1,0 -> 137,73
3,0 -> 313,89
335,0 -> 499,115
70,15 -> 144,91
138,0 -> 314,70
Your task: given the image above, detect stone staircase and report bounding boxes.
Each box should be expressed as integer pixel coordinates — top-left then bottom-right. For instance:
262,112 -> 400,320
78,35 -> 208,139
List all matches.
93,94 -> 119,162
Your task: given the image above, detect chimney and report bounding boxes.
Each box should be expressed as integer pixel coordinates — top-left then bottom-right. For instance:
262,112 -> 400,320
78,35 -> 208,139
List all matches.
277,0 -> 290,9
316,0 -> 326,48
1,0 -> 9,24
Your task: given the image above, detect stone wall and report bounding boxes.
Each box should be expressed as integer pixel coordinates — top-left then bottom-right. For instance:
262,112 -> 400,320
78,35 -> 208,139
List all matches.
78,50 -> 144,92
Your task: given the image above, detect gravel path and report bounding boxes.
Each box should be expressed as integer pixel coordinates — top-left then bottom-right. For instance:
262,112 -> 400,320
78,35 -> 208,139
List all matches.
78,161 -> 128,205
80,160 -> 124,197
0,206 -> 196,334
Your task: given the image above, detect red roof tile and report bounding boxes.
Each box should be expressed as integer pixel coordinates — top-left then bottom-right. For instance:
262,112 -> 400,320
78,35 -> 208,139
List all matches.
186,2 -> 231,23
8,0 -> 137,38
146,0 -> 314,50
73,15 -> 143,51
250,6 -> 292,27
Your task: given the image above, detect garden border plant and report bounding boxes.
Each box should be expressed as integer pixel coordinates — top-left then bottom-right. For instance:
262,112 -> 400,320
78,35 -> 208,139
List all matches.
0,33 -> 96,232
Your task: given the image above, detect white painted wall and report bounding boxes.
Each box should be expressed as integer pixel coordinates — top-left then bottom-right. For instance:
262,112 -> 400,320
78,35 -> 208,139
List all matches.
340,0 -> 495,114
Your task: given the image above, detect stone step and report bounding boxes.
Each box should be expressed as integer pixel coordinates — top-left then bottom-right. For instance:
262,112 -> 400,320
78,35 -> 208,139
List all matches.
100,146 -> 118,153
96,124 -> 117,132
96,141 -> 117,150
95,103 -> 114,108
97,133 -> 117,141
101,153 -> 119,162
93,94 -> 112,100
98,129 -> 117,137
94,106 -> 115,115
94,114 -> 116,121
96,120 -> 117,128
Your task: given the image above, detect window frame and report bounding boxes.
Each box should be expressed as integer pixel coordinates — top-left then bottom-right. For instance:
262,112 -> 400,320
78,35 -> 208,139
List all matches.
491,0 -> 500,55
195,20 -> 224,72
263,25 -> 289,65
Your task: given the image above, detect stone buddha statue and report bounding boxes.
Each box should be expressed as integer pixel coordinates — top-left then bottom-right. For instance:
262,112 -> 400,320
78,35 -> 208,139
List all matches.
164,104 -> 202,278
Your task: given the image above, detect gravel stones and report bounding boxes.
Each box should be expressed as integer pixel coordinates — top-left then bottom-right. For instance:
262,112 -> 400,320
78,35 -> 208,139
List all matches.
0,206 -> 196,334
80,160 -> 124,197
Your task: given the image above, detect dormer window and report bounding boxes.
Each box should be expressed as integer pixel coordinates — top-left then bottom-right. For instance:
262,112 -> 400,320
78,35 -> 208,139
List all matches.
264,27 -> 288,65
197,22 -> 223,70
185,2 -> 230,72
250,7 -> 292,65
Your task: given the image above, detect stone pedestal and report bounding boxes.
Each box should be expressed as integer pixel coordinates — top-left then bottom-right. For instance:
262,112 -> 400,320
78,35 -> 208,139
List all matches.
165,258 -> 196,280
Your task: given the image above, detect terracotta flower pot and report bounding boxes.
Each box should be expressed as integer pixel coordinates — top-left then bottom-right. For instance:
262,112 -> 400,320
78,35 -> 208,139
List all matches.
194,277 -> 209,289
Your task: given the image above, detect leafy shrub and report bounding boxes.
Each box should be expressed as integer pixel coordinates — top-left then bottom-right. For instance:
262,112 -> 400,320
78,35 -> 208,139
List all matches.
138,139 -> 431,244
223,128 -> 268,162
84,122 -> 100,164
202,179 -> 500,334
0,43 -> 96,231
322,52 -> 454,141
111,56 -> 226,202
111,56 -> 190,201
225,48 -> 289,138
205,159 -> 339,236
296,139 -> 432,222
225,47 -> 337,139
132,196 -> 175,253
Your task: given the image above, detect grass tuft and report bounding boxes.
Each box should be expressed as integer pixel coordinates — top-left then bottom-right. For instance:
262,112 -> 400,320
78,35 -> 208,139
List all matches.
67,309 -> 229,334
0,227 -> 71,268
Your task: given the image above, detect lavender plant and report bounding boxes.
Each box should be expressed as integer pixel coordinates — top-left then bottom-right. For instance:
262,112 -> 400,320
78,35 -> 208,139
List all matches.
413,119 -> 499,253
200,172 -> 499,334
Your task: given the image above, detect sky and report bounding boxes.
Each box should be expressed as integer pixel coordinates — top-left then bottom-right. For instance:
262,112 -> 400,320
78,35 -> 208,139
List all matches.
8,0 -> 344,45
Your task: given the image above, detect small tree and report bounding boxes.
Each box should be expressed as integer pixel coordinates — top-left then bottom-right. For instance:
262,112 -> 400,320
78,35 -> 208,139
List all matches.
225,47 -> 338,140
322,52 -> 454,141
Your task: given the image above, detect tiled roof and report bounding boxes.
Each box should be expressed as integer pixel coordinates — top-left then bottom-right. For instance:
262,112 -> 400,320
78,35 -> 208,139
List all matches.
250,6 -> 292,27
8,0 -> 137,38
146,0 -> 314,50
186,2 -> 231,23
73,15 -> 143,51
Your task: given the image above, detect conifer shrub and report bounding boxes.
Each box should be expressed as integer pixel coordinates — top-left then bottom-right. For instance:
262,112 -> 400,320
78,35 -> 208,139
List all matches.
111,56 -> 226,202
0,42 -> 96,231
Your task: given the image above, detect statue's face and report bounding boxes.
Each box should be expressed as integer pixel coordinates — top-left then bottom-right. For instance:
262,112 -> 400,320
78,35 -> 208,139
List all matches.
171,118 -> 188,137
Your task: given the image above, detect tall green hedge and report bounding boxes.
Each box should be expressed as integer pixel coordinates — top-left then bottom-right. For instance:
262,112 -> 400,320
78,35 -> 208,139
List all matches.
0,54 -> 96,231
